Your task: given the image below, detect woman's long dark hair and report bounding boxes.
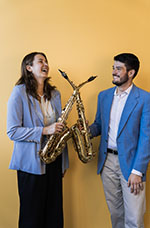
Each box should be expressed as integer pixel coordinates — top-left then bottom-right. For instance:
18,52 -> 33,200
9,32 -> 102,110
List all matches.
16,52 -> 56,100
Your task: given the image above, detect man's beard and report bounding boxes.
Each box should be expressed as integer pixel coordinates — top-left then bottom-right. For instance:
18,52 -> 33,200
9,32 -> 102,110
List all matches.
112,73 -> 129,86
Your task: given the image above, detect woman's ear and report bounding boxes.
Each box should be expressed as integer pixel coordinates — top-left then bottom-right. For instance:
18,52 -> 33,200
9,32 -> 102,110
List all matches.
26,65 -> 32,72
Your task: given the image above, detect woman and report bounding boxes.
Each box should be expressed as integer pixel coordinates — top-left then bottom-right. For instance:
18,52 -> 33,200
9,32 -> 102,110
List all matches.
7,52 -> 69,228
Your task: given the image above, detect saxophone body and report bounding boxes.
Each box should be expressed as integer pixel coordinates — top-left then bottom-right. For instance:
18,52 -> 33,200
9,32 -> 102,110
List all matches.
71,91 -> 95,163
39,90 -> 76,164
39,70 -> 96,164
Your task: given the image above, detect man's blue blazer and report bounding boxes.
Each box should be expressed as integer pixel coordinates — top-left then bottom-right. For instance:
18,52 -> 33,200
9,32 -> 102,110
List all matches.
90,84 -> 150,181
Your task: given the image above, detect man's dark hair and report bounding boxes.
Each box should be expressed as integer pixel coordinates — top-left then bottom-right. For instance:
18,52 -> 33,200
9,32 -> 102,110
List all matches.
114,53 -> 140,78
16,52 -> 55,100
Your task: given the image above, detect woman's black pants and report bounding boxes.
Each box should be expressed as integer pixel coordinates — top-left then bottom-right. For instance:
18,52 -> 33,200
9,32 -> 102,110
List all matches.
17,155 -> 63,228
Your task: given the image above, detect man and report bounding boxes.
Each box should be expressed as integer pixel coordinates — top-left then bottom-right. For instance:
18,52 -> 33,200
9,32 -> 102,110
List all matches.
89,53 -> 150,228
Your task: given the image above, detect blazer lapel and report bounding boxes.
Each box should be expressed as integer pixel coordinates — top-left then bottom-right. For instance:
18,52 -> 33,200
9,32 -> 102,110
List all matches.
28,94 -> 44,125
50,92 -> 61,120
103,87 -> 116,135
117,85 -> 139,138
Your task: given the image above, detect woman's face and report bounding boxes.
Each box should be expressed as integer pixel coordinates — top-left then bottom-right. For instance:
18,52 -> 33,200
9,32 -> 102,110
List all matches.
27,54 -> 49,82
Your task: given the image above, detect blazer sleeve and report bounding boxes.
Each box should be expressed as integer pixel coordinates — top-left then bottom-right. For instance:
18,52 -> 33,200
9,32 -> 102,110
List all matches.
132,93 -> 150,175
7,86 -> 43,143
89,92 -> 102,137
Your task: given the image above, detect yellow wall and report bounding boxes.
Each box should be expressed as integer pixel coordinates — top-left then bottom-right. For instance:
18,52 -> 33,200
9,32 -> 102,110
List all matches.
1,0 -> 150,227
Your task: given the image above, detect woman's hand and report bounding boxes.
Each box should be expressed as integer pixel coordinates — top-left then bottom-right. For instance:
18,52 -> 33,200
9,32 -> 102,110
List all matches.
42,122 -> 64,135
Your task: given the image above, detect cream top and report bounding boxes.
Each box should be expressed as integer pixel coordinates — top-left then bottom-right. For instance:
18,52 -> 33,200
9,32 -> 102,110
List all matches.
39,95 -> 56,126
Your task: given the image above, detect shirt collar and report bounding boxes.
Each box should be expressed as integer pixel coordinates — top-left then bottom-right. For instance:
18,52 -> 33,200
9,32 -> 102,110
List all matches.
114,84 -> 133,97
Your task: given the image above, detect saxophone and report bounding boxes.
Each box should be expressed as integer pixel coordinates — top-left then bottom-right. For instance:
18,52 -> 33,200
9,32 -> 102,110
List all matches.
39,69 -> 97,164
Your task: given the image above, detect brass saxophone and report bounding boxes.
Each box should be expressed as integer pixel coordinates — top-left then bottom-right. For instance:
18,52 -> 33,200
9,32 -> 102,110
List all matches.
39,70 -> 97,164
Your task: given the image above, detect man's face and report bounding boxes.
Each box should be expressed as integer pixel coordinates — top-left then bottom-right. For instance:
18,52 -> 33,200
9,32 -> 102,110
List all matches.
112,61 -> 129,86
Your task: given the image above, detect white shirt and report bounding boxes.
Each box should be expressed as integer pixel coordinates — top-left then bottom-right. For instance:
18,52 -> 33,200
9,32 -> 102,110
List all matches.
108,84 -> 142,177
39,95 -> 56,126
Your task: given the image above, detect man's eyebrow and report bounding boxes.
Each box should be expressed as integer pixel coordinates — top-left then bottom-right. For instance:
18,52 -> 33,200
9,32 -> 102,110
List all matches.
112,66 -> 123,69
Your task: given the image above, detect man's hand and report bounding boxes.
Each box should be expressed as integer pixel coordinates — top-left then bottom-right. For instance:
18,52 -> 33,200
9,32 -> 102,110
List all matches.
127,173 -> 144,195
77,119 -> 89,131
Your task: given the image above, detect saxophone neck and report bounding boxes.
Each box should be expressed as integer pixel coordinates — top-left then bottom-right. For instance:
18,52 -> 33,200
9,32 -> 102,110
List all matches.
58,69 -> 76,90
58,69 -> 97,91
77,76 -> 97,89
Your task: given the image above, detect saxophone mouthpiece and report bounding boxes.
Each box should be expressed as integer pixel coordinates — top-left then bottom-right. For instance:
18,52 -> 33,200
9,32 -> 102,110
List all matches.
58,69 -> 68,80
88,76 -> 97,82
